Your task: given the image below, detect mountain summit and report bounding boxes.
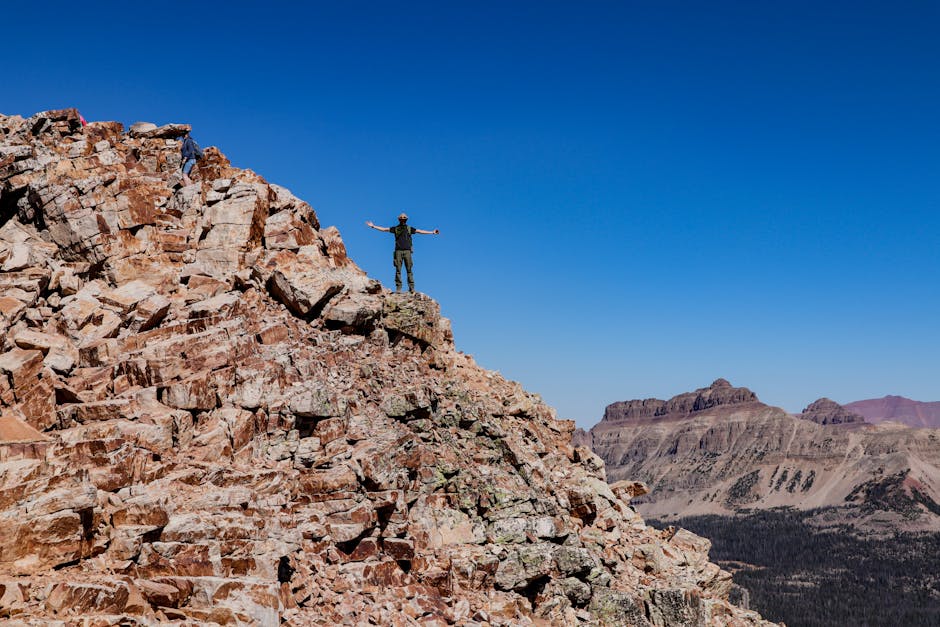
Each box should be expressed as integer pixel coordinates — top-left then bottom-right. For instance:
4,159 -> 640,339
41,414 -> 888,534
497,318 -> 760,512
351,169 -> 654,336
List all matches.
0,110 -> 774,625
798,397 -> 866,425
600,379 -> 759,425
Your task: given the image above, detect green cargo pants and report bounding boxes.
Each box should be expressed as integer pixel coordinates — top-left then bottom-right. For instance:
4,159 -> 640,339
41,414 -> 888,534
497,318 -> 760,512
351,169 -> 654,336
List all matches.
393,249 -> 414,292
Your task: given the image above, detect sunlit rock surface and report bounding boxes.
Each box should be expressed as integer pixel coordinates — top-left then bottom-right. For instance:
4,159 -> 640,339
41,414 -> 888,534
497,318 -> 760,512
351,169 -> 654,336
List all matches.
0,109 -> 776,625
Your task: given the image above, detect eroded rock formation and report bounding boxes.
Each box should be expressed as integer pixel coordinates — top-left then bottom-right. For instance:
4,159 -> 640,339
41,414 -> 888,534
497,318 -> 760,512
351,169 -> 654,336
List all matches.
602,380 -> 759,425
798,398 -> 865,425
589,380 -> 940,530
0,109 -> 775,625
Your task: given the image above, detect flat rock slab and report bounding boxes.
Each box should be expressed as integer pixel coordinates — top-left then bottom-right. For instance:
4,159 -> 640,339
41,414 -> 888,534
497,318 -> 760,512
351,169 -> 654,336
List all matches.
129,122 -> 191,139
0,413 -> 48,442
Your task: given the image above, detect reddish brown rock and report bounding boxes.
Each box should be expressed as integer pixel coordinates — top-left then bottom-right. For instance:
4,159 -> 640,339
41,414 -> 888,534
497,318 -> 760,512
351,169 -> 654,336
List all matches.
0,110 -> 776,626
799,397 -> 866,425
0,349 -> 43,392
847,395 -> 940,429
0,412 -> 48,442
45,581 -> 132,616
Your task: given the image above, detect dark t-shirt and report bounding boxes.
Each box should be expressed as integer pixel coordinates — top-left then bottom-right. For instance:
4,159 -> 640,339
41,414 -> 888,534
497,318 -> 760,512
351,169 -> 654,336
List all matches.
390,224 -> 417,250
181,136 -> 197,160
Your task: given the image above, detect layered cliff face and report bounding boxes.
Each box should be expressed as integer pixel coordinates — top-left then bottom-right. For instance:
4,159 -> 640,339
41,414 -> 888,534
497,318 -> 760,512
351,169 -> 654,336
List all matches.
797,398 -> 865,426
589,380 -> 940,530
600,379 -> 758,425
0,109 -> 774,626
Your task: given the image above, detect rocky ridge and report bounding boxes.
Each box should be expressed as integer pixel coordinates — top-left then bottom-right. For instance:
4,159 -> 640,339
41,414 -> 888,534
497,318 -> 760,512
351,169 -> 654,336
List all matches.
587,380 -> 940,530
847,395 -> 940,430
599,379 -> 759,426
797,398 -> 865,426
0,109 -> 774,626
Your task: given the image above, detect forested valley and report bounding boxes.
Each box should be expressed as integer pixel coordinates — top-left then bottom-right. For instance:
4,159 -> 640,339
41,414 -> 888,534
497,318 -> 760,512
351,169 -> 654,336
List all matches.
652,509 -> 940,627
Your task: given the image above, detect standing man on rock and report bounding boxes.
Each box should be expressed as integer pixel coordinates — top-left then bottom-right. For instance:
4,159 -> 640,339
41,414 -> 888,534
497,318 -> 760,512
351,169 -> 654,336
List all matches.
366,213 -> 439,293
180,130 -> 203,186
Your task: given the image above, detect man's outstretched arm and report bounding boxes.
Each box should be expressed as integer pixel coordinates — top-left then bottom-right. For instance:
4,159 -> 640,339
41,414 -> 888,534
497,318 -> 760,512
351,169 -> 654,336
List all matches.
366,221 -> 390,232
414,228 -> 440,235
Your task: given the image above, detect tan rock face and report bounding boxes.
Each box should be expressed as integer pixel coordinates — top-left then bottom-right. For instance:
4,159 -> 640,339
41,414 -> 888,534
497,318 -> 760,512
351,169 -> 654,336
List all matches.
589,380 -> 940,530
0,109 -> 777,625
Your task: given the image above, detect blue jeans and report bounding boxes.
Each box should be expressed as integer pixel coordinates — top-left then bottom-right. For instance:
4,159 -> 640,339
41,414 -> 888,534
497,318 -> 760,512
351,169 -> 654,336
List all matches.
182,158 -> 196,175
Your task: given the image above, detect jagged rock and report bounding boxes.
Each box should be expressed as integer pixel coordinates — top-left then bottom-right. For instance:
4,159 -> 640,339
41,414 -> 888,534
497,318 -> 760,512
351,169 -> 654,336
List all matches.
322,291 -> 383,332
132,293 -> 170,331
571,427 -> 593,449
129,122 -> 191,139
263,208 -> 317,250
800,397 -> 866,425
588,589 -> 652,626
128,122 -> 158,136
645,588 -> 706,627
0,111 -> 777,626
611,479 -> 650,502
44,581 -> 135,616
603,378 -> 759,424
383,292 -> 444,346
560,576 -> 592,606
268,261 -> 344,318
0,580 -> 28,617
494,544 -> 555,591
0,349 -> 43,390
554,546 -> 596,577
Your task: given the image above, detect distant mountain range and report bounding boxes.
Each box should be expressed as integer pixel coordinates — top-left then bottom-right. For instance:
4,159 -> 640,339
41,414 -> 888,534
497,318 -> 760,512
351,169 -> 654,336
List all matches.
575,382 -> 940,626
575,380 -> 940,531
846,395 -> 940,429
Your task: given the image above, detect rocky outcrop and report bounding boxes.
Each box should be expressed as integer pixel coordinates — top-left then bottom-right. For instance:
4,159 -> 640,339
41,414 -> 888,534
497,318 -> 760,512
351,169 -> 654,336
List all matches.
798,398 -> 865,425
602,379 -> 759,424
589,381 -> 940,530
571,428 -> 592,450
847,395 -> 940,429
0,110 -> 775,625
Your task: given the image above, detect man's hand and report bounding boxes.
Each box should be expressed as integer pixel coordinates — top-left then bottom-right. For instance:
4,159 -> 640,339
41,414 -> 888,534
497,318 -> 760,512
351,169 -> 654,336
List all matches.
366,220 -> 375,228
433,229 -> 440,234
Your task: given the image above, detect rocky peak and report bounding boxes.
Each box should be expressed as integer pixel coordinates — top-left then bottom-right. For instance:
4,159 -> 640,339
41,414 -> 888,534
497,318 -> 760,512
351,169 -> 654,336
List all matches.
570,427 -> 593,449
0,109 -> 775,625
601,379 -> 760,424
799,398 -> 866,425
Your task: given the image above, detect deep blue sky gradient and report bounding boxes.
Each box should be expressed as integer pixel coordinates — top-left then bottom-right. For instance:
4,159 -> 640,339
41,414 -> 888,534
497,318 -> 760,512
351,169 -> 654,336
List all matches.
4,1 -> 938,426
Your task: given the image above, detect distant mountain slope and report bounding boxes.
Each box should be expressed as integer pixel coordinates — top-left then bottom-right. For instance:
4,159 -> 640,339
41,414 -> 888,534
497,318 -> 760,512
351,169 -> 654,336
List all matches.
846,395 -> 940,429
586,380 -> 940,530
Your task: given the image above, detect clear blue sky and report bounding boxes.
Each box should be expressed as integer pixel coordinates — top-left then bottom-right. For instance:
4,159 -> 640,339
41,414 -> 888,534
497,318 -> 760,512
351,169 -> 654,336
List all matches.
4,1 -> 938,427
